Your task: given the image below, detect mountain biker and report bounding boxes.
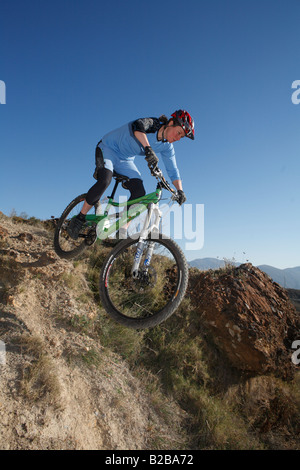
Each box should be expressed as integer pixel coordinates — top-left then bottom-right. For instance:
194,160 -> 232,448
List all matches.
67,109 -> 195,240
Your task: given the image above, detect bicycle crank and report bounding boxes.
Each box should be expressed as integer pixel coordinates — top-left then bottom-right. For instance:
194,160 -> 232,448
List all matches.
84,227 -> 97,246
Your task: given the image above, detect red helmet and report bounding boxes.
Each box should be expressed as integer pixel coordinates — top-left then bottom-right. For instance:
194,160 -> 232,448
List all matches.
171,109 -> 195,140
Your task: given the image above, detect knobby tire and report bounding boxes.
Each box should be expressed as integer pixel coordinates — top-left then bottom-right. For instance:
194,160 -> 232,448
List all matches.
99,234 -> 189,329
54,194 -> 89,259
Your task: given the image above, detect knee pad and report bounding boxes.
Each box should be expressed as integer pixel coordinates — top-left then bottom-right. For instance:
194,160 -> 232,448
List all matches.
126,178 -> 146,200
86,168 -> 113,206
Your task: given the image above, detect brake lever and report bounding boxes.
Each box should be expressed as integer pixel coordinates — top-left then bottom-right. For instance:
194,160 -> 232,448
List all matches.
151,167 -> 162,178
151,166 -> 176,195
171,192 -> 180,202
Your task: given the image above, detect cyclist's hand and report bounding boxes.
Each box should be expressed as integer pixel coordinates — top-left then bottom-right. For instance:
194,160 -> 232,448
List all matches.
177,189 -> 187,205
144,146 -> 159,168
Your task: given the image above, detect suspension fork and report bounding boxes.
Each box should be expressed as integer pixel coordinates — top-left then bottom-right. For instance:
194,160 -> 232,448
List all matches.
131,203 -> 161,278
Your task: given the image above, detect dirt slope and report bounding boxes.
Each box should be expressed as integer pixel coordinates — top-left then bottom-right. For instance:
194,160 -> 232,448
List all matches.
0,213 -> 184,450
1,212 -> 299,450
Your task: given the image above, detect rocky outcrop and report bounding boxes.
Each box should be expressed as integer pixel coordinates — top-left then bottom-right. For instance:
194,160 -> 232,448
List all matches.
189,264 -> 300,379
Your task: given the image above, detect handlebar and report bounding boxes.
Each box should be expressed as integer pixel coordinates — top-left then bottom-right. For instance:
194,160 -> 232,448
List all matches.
150,166 -> 181,204
150,166 -> 174,191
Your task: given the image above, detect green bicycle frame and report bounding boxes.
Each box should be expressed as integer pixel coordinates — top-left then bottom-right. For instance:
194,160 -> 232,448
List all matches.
84,187 -> 162,240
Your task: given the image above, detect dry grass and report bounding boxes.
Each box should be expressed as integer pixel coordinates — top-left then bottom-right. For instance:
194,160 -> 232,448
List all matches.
16,334 -> 61,408
226,374 -> 300,434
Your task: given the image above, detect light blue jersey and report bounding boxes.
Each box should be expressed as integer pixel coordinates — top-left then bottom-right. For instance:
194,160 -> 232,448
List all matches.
99,120 -> 181,182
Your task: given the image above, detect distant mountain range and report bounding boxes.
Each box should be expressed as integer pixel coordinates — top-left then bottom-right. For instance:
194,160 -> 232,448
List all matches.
189,258 -> 300,290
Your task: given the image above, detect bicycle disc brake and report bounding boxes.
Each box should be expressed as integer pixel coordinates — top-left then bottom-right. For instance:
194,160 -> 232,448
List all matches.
131,266 -> 157,293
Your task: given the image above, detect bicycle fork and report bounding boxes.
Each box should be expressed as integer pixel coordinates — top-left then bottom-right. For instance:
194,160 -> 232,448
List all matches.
131,203 -> 161,278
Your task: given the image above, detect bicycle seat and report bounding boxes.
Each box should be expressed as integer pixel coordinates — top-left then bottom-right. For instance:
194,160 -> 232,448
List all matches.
113,171 -> 130,182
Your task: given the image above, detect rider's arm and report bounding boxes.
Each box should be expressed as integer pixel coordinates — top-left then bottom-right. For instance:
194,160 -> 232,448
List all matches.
132,118 -> 161,149
160,149 -> 185,198
173,179 -> 183,191
132,118 -> 160,134
134,130 -> 150,149
160,147 -> 180,182
173,179 -> 186,204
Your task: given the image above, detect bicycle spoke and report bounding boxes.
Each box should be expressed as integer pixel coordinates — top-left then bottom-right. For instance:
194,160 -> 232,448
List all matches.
104,239 -> 180,321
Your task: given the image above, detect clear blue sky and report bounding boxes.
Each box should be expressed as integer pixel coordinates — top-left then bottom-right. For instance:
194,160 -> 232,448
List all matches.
1,0 -> 299,269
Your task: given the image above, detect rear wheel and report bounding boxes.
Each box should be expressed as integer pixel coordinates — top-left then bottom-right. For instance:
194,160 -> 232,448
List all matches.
54,194 -> 97,259
99,234 -> 189,329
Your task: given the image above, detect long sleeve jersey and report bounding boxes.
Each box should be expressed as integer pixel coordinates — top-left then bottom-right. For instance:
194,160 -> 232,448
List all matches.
101,117 -> 181,182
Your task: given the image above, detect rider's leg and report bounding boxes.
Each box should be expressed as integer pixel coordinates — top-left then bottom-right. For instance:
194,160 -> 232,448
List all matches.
117,178 -> 146,239
124,178 -> 146,201
85,167 -> 113,206
108,159 -> 145,238
67,167 -> 113,239
80,200 -> 93,215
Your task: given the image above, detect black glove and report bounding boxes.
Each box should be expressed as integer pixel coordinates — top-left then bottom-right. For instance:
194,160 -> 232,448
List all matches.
177,189 -> 187,205
144,146 -> 159,168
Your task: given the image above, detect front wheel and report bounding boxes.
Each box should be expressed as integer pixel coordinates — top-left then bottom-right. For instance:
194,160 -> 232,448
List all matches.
99,234 -> 189,329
